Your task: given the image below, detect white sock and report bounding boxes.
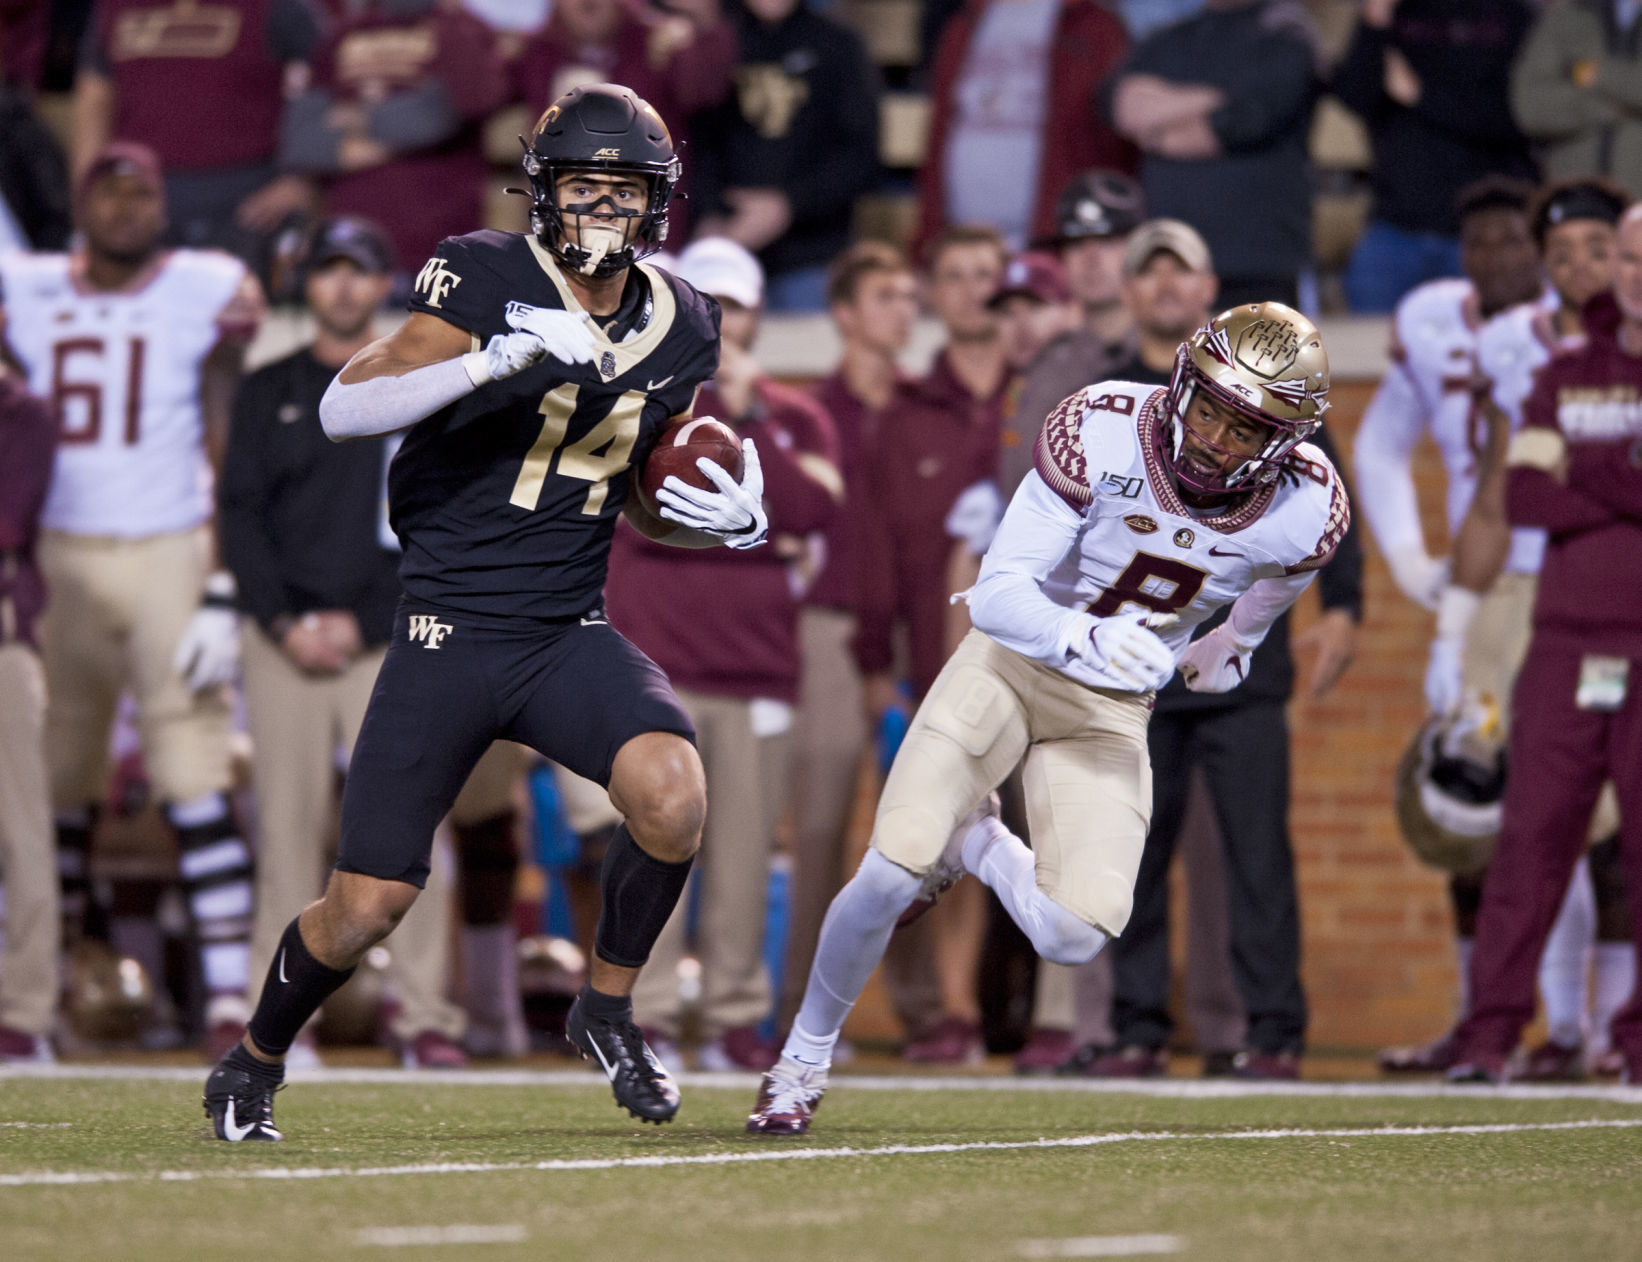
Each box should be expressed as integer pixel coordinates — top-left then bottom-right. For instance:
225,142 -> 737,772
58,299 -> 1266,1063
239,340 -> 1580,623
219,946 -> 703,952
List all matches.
1538,859 -> 1595,1047
785,848 -> 921,1067
964,817 -> 1105,966
1455,937 -> 1474,1022
1591,943 -> 1636,1055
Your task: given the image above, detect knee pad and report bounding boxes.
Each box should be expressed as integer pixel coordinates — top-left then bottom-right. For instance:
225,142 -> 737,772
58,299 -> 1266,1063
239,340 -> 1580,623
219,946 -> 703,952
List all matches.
1034,897 -> 1108,967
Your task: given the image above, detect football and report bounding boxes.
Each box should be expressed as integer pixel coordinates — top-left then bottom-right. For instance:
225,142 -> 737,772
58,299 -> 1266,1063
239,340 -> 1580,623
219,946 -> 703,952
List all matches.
637,417 -> 744,516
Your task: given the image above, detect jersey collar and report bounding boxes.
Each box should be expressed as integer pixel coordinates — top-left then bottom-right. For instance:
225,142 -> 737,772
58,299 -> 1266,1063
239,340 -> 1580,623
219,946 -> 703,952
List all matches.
1136,387 -> 1279,534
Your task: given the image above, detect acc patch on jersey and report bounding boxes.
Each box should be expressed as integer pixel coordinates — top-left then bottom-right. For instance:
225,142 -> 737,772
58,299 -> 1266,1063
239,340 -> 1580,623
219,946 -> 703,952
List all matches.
1124,513 -> 1158,534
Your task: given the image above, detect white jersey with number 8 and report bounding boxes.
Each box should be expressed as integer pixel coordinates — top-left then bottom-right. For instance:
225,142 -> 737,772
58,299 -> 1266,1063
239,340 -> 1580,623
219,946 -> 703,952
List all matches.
0,248 -> 256,538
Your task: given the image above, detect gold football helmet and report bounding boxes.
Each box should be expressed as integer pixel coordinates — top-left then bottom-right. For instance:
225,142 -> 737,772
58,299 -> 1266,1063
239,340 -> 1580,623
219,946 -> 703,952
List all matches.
1164,302 -> 1330,493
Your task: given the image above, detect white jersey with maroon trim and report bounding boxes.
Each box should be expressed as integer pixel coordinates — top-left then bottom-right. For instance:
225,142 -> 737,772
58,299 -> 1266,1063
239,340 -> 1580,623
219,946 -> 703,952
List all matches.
1474,293 -> 1565,576
0,248 -> 260,538
981,381 -> 1346,691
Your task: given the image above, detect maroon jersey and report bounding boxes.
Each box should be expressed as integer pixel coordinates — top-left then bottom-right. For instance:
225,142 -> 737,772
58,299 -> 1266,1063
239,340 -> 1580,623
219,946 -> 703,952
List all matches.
805,369 -> 915,615
0,374 -> 58,649
1509,300 -> 1642,654
313,7 -> 506,268
853,351 -> 1005,697
605,377 -> 840,703
84,0 -> 310,171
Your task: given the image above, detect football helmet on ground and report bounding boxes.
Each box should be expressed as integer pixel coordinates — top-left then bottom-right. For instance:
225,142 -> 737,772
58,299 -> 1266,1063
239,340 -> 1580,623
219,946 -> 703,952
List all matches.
1393,706 -> 1506,875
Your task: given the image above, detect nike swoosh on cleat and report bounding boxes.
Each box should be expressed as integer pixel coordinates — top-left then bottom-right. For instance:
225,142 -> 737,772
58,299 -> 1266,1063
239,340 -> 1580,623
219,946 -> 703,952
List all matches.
586,1037 -> 618,1081
277,949 -> 288,984
221,1098 -> 255,1142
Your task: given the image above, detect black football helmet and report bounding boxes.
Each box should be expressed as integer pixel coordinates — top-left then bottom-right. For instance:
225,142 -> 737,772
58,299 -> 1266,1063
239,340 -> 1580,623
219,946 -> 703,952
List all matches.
522,83 -> 681,279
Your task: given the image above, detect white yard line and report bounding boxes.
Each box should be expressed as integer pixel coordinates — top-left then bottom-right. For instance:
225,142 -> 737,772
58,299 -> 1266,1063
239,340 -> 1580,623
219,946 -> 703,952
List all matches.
1,1119 -> 1639,1189
355,1225 -> 527,1247
1019,1236 -> 1184,1258
5,1061 -> 1642,1103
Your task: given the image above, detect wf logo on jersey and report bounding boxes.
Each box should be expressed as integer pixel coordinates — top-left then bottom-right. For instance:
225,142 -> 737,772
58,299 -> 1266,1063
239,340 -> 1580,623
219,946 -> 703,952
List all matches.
414,258 -> 462,309
407,615 -> 454,649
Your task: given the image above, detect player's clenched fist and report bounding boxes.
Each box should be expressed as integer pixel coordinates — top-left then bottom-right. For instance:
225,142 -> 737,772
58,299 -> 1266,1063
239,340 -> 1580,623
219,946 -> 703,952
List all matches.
1177,622 -> 1255,693
1070,610 -> 1177,691
474,302 -> 596,382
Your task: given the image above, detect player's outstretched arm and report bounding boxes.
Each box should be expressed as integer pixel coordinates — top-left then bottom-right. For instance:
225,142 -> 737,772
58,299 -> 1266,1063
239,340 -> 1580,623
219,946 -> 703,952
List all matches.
320,306 -> 594,442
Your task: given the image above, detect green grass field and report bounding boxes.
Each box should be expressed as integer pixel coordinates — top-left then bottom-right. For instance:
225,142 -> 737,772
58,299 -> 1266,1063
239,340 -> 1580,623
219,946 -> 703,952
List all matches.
4,1067 -> 1642,1261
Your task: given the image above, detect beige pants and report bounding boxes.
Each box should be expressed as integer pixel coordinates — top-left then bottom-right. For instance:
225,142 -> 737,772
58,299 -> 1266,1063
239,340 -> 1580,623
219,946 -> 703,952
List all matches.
874,629 -> 1153,936
241,628 -> 463,1042
632,689 -> 791,1040
38,528 -> 230,806
0,645 -> 59,1034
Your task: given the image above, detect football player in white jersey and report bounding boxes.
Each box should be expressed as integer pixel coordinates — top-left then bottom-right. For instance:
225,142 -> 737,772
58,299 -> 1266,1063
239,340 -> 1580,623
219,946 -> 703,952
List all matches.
0,143 -> 265,1056
1351,178 -> 1544,1075
1415,179 -> 1633,1081
747,303 -> 1346,1135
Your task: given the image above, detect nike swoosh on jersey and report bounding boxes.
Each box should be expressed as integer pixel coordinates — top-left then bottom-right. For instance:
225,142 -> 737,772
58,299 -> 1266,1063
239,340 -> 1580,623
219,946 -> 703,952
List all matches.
222,1098 -> 256,1142
646,375 -> 674,390
1208,546 -> 1240,557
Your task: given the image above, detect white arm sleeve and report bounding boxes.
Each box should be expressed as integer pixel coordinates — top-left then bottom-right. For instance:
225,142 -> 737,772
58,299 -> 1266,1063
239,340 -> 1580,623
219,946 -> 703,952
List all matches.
1224,570 -> 1318,648
319,352 -> 490,442
967,471 -> 1092,664
1351,362 -> 1430,560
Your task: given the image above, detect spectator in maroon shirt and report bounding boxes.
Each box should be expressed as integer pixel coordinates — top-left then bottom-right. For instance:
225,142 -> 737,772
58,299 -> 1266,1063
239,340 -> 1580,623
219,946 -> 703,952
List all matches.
281,0 -> 507,277
853,224 -> 1009,1064
780,241 -> 939,1041
0,369 -> 60,1061
1448,210 -> 1642,1083
73,0 -> 325,271
611,237 -> 841,1071
915,0 -> 1134,258
514,0 -> 735,243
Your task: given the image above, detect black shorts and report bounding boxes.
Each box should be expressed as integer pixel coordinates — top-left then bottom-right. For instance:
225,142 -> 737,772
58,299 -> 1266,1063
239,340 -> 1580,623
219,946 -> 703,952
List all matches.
337,604 -> 694,886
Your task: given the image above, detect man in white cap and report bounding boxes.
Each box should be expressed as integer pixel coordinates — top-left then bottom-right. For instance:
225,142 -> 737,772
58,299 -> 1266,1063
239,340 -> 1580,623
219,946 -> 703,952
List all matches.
607,237 -> 844,1070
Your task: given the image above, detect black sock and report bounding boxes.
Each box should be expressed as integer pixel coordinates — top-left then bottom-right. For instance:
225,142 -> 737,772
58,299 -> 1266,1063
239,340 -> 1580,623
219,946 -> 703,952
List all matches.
245,919 -> 355,1057
576,983 -> 634,1024
592,823 -> 693,969
223,1042 -> 284,1084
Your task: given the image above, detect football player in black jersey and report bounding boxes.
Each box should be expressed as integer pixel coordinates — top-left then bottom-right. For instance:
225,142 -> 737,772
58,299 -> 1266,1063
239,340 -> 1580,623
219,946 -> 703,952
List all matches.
205,84 -> 768,1140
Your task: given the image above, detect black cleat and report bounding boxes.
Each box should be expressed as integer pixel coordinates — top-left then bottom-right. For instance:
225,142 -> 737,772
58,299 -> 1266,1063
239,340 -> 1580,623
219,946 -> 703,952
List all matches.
203,1053 -> 284,1142
566,995 -> 680,1124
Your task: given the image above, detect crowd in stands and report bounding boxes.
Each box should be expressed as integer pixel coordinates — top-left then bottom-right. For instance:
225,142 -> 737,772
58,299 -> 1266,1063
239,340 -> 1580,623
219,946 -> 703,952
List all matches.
1,0 -> 1641,1082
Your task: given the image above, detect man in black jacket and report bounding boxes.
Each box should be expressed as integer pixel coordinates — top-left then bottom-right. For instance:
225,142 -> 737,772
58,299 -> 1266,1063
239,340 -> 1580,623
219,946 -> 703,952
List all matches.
218,217 -> 470,1069
691,0 -> 880,310
1332,0 -> 1536,312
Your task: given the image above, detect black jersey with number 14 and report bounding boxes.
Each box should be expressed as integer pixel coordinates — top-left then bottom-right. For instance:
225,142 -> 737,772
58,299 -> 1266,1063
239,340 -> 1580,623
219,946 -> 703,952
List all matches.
393,229 -> 721,618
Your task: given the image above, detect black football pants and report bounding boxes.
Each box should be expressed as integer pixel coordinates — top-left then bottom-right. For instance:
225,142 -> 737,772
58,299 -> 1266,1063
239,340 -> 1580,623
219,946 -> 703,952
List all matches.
1109,700 -> 1307,1056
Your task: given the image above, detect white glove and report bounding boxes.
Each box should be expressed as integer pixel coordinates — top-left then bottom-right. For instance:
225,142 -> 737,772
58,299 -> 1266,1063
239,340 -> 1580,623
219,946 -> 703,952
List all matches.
1423,586 -> 1480,715
654,436 -> 769,549
945,479 -> 1004,555
1386,545 -> 1447,612
504,301 -> 596,366
1071,610 -> 1177,691
1178,622 -> 1255,693
172,573 -> 239,691
468,303 -> 597,383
